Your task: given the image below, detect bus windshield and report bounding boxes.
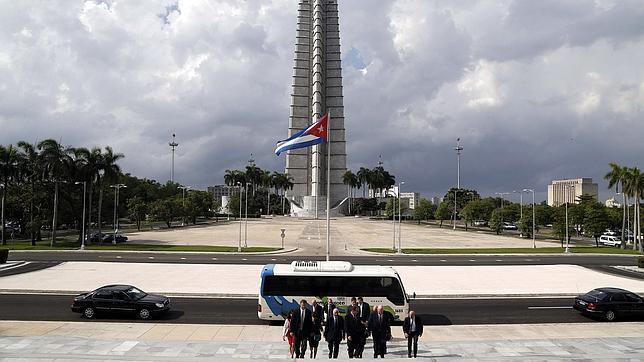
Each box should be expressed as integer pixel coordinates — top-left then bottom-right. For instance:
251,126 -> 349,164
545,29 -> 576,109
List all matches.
263,275 -> 406,305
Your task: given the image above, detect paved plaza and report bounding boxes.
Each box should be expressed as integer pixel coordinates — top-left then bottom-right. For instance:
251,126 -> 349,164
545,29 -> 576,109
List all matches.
126,217 -> 556,255
1,321 -> 643,360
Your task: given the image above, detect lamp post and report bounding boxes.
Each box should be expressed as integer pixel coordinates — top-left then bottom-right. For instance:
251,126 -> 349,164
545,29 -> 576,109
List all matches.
523,189 -> 536,249
179,186 -> 191,226
75,181 -> 87,250
168,134 -> 178,183
237,182 -> 242,252
453,139 -> 463,230
564,185 -> 574,253
244,182 -> 249,248
109,184 -> 126,245
392,187 -> 396,251
0,183 -> 4,246
398,181 -> 405,254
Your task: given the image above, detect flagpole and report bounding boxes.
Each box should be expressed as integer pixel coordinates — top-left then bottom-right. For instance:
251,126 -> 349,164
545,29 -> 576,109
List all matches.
326,110 -> 332,262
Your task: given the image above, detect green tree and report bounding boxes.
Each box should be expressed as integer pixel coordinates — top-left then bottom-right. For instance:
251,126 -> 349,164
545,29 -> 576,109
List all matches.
489,208 -> 504,235
585,203 -> 609,247
127,196 -> 147,231
149,198 -> 182,228
0,144 -> 20,245
434,202 -> 452,228
413,199 -> 436,224
184,190 -> 214,225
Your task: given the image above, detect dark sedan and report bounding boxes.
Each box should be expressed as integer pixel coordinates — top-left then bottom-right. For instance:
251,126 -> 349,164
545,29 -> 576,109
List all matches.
71,285 -> 170,320
573,287 -> 644,321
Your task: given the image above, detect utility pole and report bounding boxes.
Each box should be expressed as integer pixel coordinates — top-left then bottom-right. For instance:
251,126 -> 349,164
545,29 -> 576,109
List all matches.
169,133 -> 178,183
453,139 -> 463,230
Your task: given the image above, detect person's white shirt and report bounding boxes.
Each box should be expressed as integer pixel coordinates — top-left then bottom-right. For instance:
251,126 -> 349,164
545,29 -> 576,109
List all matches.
283,318 -> 290,337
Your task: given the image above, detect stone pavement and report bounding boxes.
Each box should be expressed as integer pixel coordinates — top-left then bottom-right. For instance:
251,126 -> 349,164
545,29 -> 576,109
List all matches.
1,321 -> 643,360
3,262 -> 644,297
125,216 -> 558,256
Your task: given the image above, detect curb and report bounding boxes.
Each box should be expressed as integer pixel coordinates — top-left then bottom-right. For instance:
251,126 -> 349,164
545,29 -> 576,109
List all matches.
8,248 -> 299,256
357,251 -> 640,257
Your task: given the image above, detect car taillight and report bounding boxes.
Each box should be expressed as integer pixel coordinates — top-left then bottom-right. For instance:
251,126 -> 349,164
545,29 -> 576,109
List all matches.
587,303 -> 596,310
257,304 -> 262,312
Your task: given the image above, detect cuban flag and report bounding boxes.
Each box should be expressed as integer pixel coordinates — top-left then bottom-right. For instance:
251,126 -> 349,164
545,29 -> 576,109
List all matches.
275,113 -> 328,156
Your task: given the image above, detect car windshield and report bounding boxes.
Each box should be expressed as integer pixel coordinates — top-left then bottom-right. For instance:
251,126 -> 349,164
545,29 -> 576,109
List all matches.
125,287 -> 147,300
586,289 -> 609,301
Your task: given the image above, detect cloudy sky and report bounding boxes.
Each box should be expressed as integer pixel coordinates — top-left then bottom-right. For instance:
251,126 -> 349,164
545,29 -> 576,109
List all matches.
1,0 -> 644,202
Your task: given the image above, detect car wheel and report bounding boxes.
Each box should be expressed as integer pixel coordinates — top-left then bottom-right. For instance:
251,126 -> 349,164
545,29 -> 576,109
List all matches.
83,307 -> 96,319
604,310 -> 617,322
138,308 -> 151,320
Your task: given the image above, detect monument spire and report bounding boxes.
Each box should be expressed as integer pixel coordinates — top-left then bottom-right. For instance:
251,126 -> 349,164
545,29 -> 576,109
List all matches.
285,0 -> 347,218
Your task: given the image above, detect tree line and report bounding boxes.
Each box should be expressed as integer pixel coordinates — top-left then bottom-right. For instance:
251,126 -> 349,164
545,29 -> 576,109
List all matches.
0,140 -> 216,246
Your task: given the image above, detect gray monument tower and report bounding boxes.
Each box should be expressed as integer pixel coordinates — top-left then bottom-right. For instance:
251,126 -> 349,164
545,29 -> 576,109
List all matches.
285,0 -> 347,217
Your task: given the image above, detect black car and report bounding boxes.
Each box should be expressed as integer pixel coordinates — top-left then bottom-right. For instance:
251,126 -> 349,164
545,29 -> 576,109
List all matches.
88,232 -> 127,243
573,287 -> 644,321
71,285 -> 170,320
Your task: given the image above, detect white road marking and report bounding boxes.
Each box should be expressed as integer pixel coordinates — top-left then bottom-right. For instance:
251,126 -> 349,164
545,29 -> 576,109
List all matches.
439,259 -> 447,262
528,306 -> 573,310
495,259 -> 503,262
411,259 -> 418,262
148,256 -> 154,259
271,258 -> 277,261
211,258 -> 218,260
387,259 -> 394,262
180,257 -> 186,260
524,259 -> 534,262
115,256 -> 122,259
468,259 -> 476,262
242,258 -> 248,261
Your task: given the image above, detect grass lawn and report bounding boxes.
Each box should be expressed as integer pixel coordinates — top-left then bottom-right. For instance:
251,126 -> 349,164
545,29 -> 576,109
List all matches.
1,240 -> 281,253
362,247 -> 643,255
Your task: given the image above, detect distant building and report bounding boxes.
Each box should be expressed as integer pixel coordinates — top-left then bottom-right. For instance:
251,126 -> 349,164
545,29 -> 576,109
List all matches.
431,196 -> 442,205
368,186 -> 420,210
207,185 -> 237,211
605,197 -> 622,208
547,178 -> 598,206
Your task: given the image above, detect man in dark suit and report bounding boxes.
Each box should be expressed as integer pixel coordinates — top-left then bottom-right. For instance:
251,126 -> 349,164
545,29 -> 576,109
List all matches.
325,298 -> 336,324
290,299 -> 313,358
324,308 -> 345,358
345,306 -> 365,358
311,299 -> 323,322
403,310 -> 424,358
357,297 -> 370,324
367,305 -> 391,358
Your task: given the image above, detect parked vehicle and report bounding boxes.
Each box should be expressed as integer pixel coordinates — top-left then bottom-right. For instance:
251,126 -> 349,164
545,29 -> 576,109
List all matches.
573,288 -> 644,321
502,222 -> 517,230
88,232 -> 127,243
71,285 -> 170,320
473,220 -> 488,227
599,235 -> 621,247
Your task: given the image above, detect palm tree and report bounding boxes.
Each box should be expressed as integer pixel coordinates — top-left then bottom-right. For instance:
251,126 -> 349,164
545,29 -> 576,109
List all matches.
356,167 -> 370,198
74,147 -> 102,241
0,144 -> 20,245
97,146 -> 124,241
623,167 -> 644,252
261,170 -> 274,215
343,170 -> 358,214
17,141 -> 40,246
37,139 -> 73,246
605,163 -> 628,249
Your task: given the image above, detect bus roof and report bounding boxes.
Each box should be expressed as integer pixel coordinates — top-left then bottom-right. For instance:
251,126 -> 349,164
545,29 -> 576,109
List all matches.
265,262 -> 400,278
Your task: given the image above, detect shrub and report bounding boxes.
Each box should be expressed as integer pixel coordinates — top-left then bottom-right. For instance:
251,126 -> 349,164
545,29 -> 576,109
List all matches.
638,256 -> 644,269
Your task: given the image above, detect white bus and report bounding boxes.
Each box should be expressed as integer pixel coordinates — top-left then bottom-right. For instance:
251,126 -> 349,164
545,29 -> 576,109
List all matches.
258,261 -> 410,321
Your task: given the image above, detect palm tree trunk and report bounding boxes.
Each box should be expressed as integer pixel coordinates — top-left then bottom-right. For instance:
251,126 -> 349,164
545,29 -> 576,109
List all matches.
87,183 -> 93,241
621,192 -> 627,249
98,187 -> 103,244
1,184 -> 6,246
50,181 -> 58,247
30,180 -> 35,246
267,192 -> 270,216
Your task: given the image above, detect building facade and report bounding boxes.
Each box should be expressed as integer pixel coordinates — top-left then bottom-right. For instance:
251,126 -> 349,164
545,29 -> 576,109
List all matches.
284,0 -> 348,217
547,178 -> 598,206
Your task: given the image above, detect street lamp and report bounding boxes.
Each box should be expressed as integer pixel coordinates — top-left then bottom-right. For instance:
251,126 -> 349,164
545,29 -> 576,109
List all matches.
244,182 -> 249,248
109,184 -> 127,245
169,134 -> 178,183
523,189 -> 536,249
495,192 -> 510,208
75,181 -> 87,250
398,181 -> 405,254
564,184 -> 575,253
453,139 -> 463,230
237,182 -> 242,252
392,189 -> 396,251
0,183 -> 4,246
179,186 -> 191,226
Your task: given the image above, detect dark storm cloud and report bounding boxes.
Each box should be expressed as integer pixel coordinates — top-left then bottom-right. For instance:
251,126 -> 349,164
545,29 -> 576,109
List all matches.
1,0 -> 643,202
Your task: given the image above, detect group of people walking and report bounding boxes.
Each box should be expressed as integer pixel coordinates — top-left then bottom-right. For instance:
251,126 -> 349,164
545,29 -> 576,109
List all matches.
282,297 -> 423,359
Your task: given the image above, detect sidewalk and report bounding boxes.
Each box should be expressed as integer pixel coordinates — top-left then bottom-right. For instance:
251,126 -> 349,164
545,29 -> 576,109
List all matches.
2,262 -> 644,298
1,321 -> 643,360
